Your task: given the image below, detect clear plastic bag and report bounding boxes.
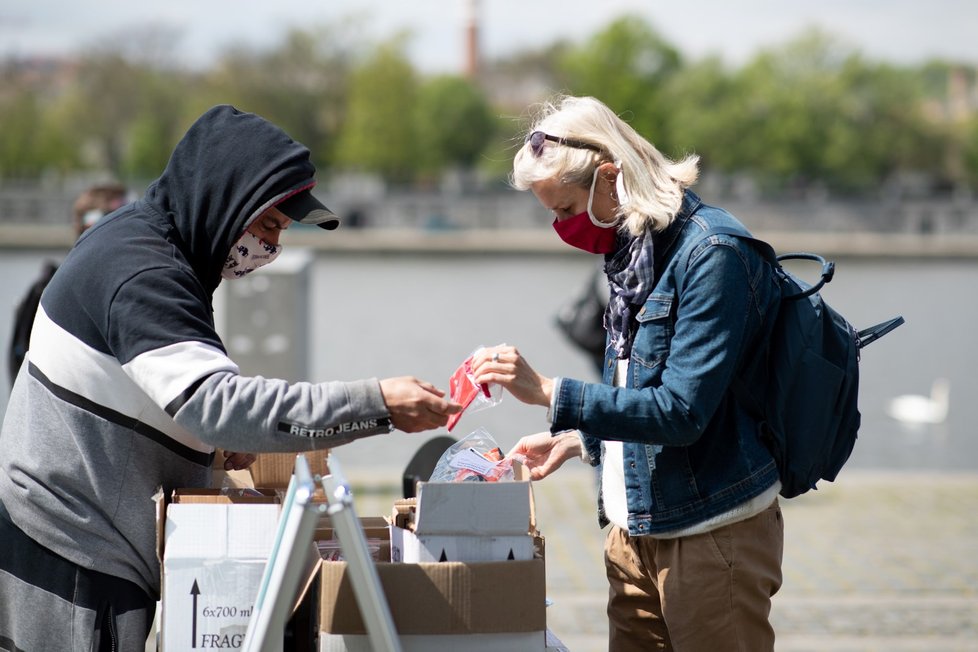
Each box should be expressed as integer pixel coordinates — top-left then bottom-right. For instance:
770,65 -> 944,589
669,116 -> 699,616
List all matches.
446,345 -> 503,432
428,428 -> 522,483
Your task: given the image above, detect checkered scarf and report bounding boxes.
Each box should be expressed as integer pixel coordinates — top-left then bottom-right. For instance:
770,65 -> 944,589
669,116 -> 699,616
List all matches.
604,228 -> 656,359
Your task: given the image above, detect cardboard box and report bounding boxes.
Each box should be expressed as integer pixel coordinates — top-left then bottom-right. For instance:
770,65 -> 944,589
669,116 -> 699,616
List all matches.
318,555 -> 547,651
158,489 -> 281,652
315,516 -> 391,543
389,528 -> 535,563
319,482 -> 547,652
250,451 -> 330,488
390,479 -> 536,563
414,480 -> 532,536
315,516 -> 392,562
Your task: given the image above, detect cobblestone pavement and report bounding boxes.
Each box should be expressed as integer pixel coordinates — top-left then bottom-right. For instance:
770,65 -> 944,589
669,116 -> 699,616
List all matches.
345,466 -> 978,652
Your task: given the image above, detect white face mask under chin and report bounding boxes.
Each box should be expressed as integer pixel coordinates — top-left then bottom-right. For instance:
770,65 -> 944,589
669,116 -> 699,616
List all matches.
221,230 -> 283,280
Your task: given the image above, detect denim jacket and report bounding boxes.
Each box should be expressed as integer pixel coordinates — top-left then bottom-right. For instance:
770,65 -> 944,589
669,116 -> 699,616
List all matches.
550,190 -> 781,535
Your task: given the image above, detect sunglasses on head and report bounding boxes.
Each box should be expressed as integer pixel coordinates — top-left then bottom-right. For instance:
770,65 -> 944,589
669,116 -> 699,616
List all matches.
526,130 -> 601,157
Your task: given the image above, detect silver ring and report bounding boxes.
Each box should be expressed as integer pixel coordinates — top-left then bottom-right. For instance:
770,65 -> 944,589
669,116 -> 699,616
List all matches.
492,352 -> 500,362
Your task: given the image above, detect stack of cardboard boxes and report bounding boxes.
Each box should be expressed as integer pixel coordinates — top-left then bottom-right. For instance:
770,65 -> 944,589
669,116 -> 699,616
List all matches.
157,453 -> 553,651
318,467 -> 547,651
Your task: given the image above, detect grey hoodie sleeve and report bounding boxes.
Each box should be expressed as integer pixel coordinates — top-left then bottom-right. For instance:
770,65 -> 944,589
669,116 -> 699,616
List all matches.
173,370 -> 393,451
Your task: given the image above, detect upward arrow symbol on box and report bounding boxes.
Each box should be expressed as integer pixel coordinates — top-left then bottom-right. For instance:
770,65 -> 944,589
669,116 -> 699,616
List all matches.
190,579 -> 200,648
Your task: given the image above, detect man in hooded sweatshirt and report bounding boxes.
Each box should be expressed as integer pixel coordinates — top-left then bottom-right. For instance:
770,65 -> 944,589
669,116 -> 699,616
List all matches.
0,105 -> 461,651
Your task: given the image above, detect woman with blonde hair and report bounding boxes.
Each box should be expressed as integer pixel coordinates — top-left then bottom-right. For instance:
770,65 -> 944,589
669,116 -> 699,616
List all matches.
474,95 -> 785,651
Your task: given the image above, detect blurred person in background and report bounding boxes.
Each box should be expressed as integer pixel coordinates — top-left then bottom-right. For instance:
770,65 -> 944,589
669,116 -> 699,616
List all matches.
473,95 -> 784,651
554,261 -> 609,375
0,105 -> 460,651
7,181 -> 128,386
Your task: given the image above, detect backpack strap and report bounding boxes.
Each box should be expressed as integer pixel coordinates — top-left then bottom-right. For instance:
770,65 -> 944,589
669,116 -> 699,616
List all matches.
670,225 -> 779,423
673,225 -> 777,295
674,225 -> 837,300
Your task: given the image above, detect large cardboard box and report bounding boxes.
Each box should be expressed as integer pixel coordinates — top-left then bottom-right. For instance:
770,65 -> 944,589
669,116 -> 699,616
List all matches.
158,489 -> 281,652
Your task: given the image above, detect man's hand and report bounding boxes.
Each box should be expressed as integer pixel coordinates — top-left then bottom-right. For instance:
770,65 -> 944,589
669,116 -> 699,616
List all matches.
222,450 -> 257,471
507,430 -> 582,481
379,376 -> 462,433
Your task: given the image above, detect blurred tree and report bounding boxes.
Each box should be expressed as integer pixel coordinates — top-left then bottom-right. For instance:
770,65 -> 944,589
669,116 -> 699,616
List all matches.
663,55 -> 741,173
0,16 -> 973,199
0,89 -> 79,176
203,24 -> 358,172
59,53 -> 149,176
47,25 -> 194,180
413,75 -> 496,179
669,29 -> 939,195
334,35 -> 418,182
557,16 -> 683,154
122,68 -> 193,180
964,118 -> 978,188
828,57 -> 941,194
917,62 -> 978,190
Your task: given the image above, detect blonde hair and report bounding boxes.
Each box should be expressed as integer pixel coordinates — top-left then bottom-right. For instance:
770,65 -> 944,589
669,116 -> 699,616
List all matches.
511,95 -> 699,235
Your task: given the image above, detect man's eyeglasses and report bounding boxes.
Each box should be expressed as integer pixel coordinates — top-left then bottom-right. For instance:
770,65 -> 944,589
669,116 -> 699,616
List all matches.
526,131 -> 601,157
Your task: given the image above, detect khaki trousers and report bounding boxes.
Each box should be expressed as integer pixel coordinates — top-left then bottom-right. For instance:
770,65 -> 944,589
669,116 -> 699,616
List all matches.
604,500 -> 784,652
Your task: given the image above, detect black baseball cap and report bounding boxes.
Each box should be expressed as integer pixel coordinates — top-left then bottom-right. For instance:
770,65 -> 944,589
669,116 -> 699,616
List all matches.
276,188 -> 340,230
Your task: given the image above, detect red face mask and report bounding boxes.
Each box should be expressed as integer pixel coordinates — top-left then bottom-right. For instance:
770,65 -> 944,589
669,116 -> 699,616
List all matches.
551,168 -> 619,254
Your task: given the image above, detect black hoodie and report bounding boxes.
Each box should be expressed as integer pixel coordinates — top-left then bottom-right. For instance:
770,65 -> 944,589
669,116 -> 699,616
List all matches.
0,105 -> 391,596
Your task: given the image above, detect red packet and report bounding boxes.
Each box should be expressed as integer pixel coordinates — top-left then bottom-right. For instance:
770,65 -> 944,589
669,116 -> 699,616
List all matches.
447,356 -> 490,432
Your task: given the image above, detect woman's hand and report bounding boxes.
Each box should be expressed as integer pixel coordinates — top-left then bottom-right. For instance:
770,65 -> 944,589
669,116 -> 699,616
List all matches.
471,345 -> 554,408
507,430 -> 583,481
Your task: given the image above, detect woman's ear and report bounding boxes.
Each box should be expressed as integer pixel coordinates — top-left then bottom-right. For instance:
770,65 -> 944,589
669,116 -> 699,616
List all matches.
597,161 -> 619,184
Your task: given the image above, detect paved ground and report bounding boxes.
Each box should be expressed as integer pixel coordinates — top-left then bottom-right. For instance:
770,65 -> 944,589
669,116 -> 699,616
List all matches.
343,466 -> 978,652
149,464 -> 978,650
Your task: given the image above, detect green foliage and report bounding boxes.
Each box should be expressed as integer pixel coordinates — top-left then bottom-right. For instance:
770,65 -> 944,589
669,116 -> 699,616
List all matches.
667,29 -> 944,194
202,26 -> 356,172
557,16 -> 683,152
662,56 -> 740,169
334,36 -> 418,182
0,91 -> 59,176
964,120 -> 978,187
413,75 -> 496,177
0,17 -> 974,196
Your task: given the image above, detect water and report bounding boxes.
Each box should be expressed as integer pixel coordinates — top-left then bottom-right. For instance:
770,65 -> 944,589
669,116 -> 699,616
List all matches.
1,246 -> 973,473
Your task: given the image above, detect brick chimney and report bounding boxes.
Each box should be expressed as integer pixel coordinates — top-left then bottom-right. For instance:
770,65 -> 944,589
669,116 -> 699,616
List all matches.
464,0 -> 479,79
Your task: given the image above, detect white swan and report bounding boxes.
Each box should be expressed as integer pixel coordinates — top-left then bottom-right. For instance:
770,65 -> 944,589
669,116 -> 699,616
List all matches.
886,378 -> 950,425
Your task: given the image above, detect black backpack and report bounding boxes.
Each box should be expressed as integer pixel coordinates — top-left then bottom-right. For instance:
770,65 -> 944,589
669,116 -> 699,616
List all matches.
678,226 -> 904,498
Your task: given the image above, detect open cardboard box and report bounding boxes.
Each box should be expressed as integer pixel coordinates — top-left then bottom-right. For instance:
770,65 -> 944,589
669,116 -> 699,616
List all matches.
389,460 -> 539,563
390,480 -> 537,562
316,517 -> 547,652
313,464 -> 548,651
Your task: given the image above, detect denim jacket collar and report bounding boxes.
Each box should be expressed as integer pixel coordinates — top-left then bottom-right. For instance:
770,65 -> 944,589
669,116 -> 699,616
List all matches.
653,188 -> 702,279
